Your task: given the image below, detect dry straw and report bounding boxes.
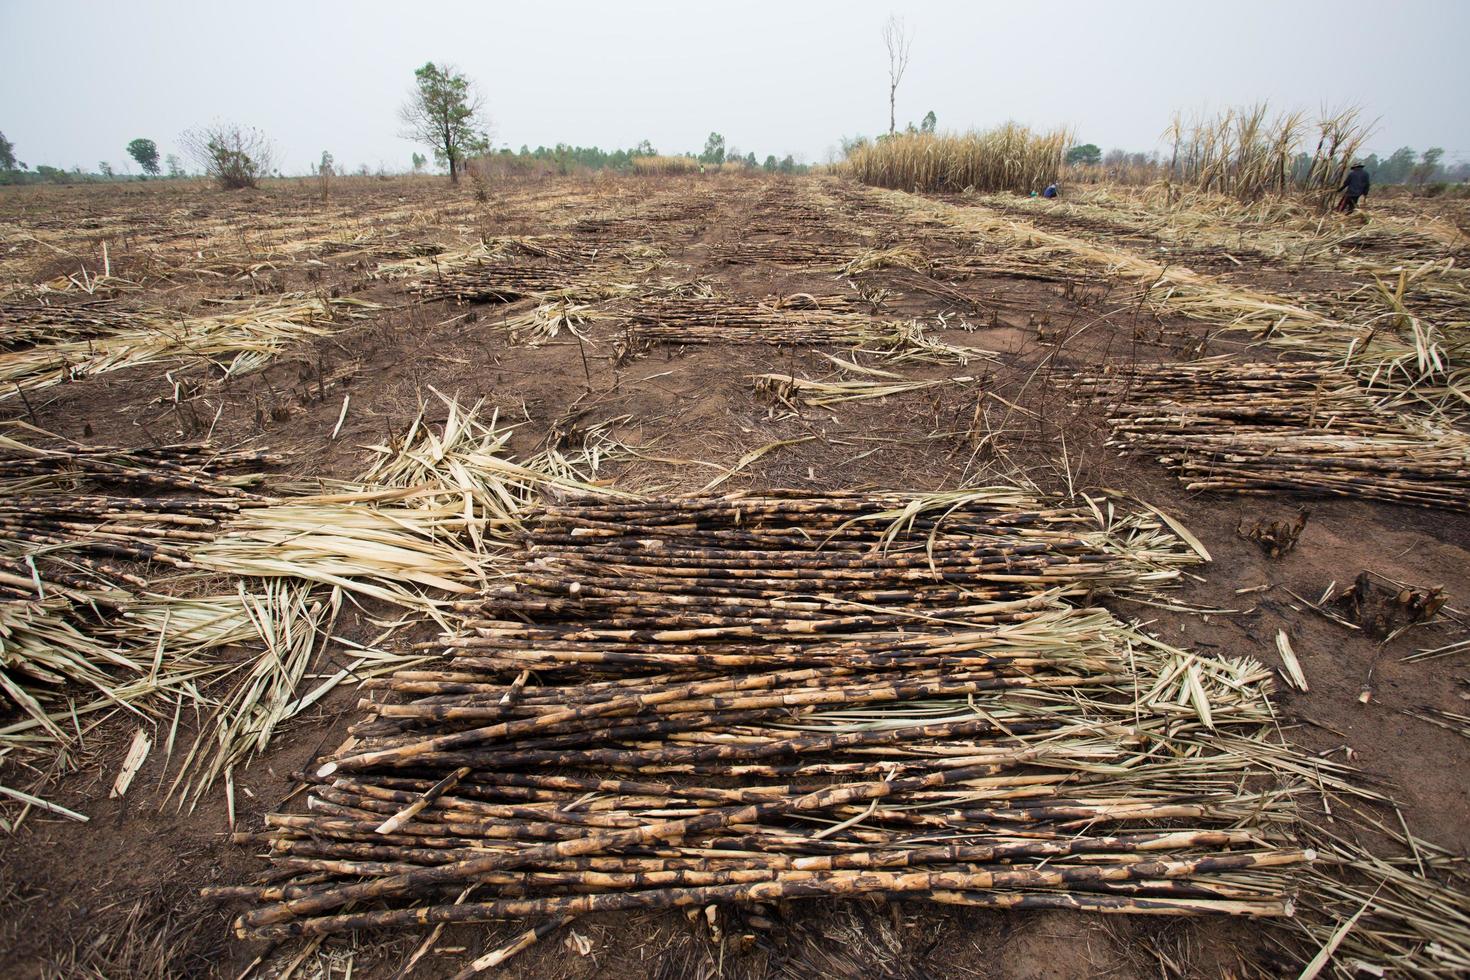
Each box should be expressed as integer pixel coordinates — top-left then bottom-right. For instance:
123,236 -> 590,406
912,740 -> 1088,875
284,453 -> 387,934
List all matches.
0,295 -> 379,398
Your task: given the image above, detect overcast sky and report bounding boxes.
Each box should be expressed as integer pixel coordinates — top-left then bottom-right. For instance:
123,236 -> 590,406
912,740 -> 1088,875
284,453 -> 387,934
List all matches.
2,0 -> 1467,175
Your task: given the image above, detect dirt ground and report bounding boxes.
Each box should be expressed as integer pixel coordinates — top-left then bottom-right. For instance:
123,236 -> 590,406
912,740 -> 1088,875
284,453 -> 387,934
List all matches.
1,172 -> 1466,978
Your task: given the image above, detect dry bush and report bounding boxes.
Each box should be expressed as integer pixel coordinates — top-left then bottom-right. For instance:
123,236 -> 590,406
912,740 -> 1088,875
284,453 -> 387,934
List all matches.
180,123 -> 275,190
468,153 -> 559,180
844,124 -> 1070,193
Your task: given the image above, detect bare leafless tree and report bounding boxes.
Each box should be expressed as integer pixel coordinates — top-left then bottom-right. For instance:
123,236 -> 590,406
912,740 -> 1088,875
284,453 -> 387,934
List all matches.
882,15 -> 913,136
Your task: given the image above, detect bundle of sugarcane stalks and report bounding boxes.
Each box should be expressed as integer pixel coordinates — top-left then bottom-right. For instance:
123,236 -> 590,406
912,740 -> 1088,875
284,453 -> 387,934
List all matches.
1074,358 -> 1470,510
0,300 -> 138,348
0,427 -> 281,765
406,262 -> 627,306
704,241 -> 860,269
393,236 -> 659,305
618,295 -> 881,346
753,372 -> 967,408
215,487 -> 1331,955
0,426 -> 281,582
0,294 -> 380,397
616,295 -> 995,365
2,396 -> 621,825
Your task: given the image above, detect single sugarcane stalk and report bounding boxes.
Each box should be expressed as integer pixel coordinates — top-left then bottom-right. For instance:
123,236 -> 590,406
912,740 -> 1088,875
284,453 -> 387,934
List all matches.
374,767 -> 472,835
926,890 -> 1290,916
450,916 -> 578,979
359,708 -> 789,754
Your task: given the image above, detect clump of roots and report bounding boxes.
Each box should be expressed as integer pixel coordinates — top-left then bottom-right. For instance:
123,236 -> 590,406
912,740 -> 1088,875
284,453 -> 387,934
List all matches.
1238,509 -> 1309,558
1330,570 -> 1449,637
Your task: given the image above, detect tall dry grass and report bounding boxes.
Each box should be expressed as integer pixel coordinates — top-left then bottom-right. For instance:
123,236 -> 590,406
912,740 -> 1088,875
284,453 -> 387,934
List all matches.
1165,104 -> 1372,201
631,155 -> 701,176
844,124 -> 1070,194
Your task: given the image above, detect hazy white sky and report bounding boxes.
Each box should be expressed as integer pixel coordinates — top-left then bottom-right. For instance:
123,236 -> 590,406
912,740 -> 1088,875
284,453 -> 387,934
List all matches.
2,0 -> 1467,174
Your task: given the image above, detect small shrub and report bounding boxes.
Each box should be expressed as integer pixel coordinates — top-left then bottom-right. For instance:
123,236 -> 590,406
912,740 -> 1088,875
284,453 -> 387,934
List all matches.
181,124 -> 275,190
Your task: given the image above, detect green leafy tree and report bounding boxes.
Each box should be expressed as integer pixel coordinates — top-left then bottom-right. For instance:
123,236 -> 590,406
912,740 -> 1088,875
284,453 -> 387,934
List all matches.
399,62 -> 490,184
411,151 -> 427,173
779,154 -> 796,174
317,151 -> 335,200
635,140 -> 656,157
700,132 -> 726,165
745,151 -> 757,167
763,154 -> 778,172
1412,147 -> 1445,186
1065,143 -> 1102,166
920,110 -> 937,134
0,132 -> 15,171
165,154 -> 184,177
126,138 -> 160,175
1380,147 -> 1417,184
98,161 -> 115,178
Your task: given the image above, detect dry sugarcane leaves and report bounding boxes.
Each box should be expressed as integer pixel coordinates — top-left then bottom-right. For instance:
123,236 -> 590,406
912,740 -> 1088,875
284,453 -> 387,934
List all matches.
1237,508 -> 1310,558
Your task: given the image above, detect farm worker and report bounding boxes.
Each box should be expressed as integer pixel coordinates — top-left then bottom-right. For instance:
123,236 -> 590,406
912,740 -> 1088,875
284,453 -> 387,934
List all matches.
1042,183 -> 1058,199
1338,163 -> 1370,213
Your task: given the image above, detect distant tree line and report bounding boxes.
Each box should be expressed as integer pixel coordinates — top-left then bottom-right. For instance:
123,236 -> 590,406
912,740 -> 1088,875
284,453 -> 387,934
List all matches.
1353,147 -> 1468,185
0,129 -> 194,184
0,58 -> 815,191
472,134 -> 805,177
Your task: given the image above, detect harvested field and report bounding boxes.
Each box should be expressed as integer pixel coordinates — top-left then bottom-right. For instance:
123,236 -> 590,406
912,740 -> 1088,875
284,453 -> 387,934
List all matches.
2,171 -> 1468,979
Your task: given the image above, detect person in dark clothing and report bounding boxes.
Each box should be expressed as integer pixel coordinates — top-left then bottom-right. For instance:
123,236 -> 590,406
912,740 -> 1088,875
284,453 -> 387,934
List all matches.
1339,163 -> 1370,213
1042,182 -> 1058,199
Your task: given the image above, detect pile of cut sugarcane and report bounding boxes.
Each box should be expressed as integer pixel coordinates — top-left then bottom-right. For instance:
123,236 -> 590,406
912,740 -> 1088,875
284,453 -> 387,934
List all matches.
0,300 -> 138,348
1074,359 -> 1470,510
618,294 -> 882,346
0,294 -> 379,397
621,297 -> 994,364
407,261 -> 620,305
389,235 -> 660,305
0,435 -> 279,581
705,240 -> 860,268
214,488 -> 1319,951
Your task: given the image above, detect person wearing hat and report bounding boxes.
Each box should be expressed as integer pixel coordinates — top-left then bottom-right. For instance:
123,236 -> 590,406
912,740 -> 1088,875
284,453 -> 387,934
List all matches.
1338,163 -> 1370,213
